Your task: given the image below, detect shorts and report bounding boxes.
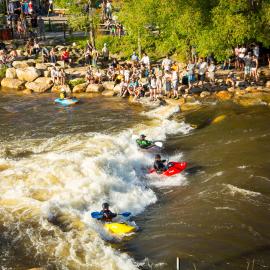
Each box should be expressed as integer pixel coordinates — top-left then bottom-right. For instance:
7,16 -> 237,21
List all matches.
198,74 -> 205,81
188,74 -> 195,83
165,81 -> 172,92
172,80 -> 179,90
244,66 -> 251,75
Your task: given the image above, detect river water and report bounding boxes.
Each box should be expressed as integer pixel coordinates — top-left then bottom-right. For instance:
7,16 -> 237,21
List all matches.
0,92 -> 269,270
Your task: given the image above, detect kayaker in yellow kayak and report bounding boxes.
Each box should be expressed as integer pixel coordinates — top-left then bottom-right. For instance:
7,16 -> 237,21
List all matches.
99,203 -> 117,222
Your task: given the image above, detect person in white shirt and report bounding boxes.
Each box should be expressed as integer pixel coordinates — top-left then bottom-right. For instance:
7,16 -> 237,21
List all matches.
162,55 -> 172,71
102,43 -> 109,62
207,61 -> 216,85
197,58 -> 208,86
140,53 -> 150,68
172,69 -> 179,99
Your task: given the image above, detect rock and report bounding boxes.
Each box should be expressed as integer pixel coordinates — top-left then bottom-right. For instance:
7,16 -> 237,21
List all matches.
233,92 -> 270,106
35,63 -> 48,71
236,81 -> 247,87
44,70 -> 51,78
22,89 -> 32,95
113,84 -> 121,94
86,84 -> 104,93
261,93 -> 270,104
25,77 -> 53,93
1,78 -> 25,90
235,96 -> 262,107
26,59 -> 36,66
200,91 -> 211,98
228,87 -> 236,93
266,81 -> 270,88
235,89 -> 246,96
181,102 -> 202,112
5,68 -> 17,79
102,90 -> 116,97
56,61 -> 65,68
16,67 -> 41,82
165,97 -> 185,106
73,83 -> 88,93
185,95 -> 196,103
12,60 -> 29,69
103,81 -> 115,91
51,84 -> 71,93
216,91 -> 232,100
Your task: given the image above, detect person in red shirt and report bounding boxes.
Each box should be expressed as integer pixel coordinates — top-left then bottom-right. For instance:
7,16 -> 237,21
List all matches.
61,49 -> 70,65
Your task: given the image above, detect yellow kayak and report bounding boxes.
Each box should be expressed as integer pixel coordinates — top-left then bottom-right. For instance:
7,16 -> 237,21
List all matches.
104,222 -> 136,235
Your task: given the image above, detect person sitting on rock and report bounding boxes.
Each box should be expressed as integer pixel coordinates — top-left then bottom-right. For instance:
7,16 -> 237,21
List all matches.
61,48 -> 70,66
59,68 -> 66,86
86,67 -> 94,84
226,71 -> 237,89
51,67 -> 59,85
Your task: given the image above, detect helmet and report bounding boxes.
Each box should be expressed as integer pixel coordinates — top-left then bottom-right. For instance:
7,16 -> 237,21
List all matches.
155,154 -> 161,159
102,202 -> 109,209
140,134 -> 146,138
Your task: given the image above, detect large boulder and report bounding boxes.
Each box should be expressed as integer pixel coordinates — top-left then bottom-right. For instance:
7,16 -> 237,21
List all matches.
113,84 -> 121,94
35,63 -> 48,72
5,68 -> 17,79
1,78 -> 25,90
103,81 -> 115,91
180,102 -> 202,112
200,91 -> 211,98
233,92 -> 270,106
86,84 -> 104,93
265,81 -> 270,88
73,83 -> 88,93
12,61 -> 29,69
102,90 -> 116,97
216,91 -> 233,100
25,77 -> 53,93
16,67 -> 41,82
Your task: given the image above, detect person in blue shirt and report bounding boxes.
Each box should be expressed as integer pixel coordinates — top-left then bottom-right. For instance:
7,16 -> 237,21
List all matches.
99,203 -> 117,222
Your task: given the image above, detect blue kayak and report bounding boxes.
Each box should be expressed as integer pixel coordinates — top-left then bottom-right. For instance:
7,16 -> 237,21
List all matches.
54,98 -> 79,106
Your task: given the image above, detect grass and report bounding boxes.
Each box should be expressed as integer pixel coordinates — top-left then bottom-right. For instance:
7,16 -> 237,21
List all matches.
0,66 -> 7,79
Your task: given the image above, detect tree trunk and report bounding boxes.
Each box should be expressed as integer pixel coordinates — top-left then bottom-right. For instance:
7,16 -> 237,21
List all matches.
88,0 -> 95,48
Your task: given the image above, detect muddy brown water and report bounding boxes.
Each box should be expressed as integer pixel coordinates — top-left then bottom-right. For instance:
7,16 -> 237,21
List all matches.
0,92 -> 270,270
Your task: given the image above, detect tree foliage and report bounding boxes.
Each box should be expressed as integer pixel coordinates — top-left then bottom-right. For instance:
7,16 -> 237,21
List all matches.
116,0 -> 270,61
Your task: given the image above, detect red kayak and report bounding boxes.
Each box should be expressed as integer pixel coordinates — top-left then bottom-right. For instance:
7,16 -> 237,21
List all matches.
149,162 -> 187,177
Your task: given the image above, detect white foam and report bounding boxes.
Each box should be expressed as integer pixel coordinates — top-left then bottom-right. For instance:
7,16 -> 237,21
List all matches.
223,184 -> 261,197
0,103 -> 191,269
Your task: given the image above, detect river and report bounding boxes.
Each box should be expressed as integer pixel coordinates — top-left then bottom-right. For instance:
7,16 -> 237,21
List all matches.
0,92 -> 269,270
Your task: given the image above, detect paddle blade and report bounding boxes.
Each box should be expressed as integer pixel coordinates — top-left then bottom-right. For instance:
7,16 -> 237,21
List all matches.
91,212 -> 102,219
154,141 -> 163,148
120,212 -> 131,217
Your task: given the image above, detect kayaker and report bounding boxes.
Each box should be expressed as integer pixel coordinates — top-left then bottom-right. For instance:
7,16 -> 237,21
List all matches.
136,134 -> 153,149
99,203 -> 117,222
153,154 -> 167,174
59,88 -> 67,99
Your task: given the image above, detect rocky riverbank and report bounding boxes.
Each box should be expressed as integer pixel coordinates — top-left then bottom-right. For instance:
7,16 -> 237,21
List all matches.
1,59 -> 270,112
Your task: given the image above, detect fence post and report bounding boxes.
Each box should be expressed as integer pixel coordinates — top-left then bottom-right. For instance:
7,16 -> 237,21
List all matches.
176,257 -> 180,270
49,18 -> 52,31
63,22 -> 66,39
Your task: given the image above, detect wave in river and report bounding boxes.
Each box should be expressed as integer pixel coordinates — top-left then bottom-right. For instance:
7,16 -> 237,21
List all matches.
0,105 -> 191,269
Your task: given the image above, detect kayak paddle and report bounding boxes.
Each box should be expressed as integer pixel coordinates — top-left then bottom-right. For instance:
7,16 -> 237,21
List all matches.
91,211 -> 131,219
153,141 -> 163,148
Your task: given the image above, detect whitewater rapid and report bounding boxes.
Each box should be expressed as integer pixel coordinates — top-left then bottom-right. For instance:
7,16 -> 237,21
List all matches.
0,104 -> 192,269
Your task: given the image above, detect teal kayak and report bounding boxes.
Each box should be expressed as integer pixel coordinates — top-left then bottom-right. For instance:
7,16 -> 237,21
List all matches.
54,98 -> 79,106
